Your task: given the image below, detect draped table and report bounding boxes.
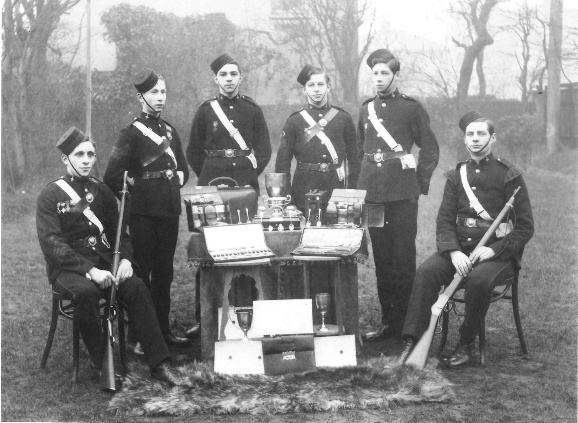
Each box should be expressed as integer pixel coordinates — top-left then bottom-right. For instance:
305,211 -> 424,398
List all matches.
187,228 -> 367,360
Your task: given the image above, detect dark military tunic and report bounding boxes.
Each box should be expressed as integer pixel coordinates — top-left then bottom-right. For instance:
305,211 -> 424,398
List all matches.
104,112 -> 189,216
37,175 -> 131,283
436,154 -> 534,267
36,174 -> 170,369
104,112 -> 189,335
187,94 -> 271,193
402,154 -> 534,344
275,103 -> 360,210
356,89 -> 439,201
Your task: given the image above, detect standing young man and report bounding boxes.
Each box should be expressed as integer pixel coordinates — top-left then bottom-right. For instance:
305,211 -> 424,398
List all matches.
104,69 -> 191,346
358,49 -> 440,341
187,53 -> 271,194
399,111 -> 534,367
37,127 -> 176,384
275,64 -> 360,211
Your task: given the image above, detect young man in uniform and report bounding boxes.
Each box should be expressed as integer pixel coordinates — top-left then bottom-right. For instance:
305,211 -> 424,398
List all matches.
275,64 -> 360,211
358,49 -> 440,341
186,54 -> 271,338
399,111 -> 534,367
104,69 -> 191,347
187,53 -> 271,194
37,127 -> 176,384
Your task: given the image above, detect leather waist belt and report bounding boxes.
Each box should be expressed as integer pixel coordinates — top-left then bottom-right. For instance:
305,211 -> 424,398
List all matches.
364,151 -> 406,163
298,162 -> 341,172
69,234 -> 110,249
206,149 -> 251,158
456,216 -> 493,228
135,169 -> 176,180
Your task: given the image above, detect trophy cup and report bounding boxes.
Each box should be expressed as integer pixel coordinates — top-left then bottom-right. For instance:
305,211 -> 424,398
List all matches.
315,293 -> 331,332
235,308 -> 253,341
262,173 -> 291,217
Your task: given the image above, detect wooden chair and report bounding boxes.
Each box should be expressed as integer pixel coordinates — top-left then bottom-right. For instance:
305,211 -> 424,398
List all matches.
40,291 -> 128,382
438,268 -> 528,365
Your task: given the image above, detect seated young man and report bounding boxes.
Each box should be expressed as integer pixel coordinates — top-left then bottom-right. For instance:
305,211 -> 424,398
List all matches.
36,127 -> 177,384
399,111 -> 534,367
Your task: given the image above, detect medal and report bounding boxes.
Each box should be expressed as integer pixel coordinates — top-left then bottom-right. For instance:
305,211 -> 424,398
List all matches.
166,126 -> 173,140
85,193 -> 94,203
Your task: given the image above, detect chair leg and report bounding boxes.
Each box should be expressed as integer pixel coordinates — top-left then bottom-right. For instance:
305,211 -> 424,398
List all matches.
511,273 -> 528,355
438,309 -> 449,356
479,318 -> 486,366
72,316 -> 80,383
118,312 -> 127,373
40,297 -> 60,369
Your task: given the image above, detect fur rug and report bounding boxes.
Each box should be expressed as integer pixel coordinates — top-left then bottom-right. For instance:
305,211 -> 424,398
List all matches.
109,356 -> 454,416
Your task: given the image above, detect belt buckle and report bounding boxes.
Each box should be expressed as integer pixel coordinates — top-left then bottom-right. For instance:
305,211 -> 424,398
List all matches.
224,149 -> 235,158
373,152 -> 384,162
319,163 -> 329,172
165,169 -> 174,179
466,218 -> 476,228
87,236 -> 97,247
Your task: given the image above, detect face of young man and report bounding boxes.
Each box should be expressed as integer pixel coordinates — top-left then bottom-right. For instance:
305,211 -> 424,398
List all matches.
214,63 -> 242,97
464,121 -> 496,159
62,141 -> 96,178
303,73 -> 330,107
371,62 -> 398,94
139,79 -> 166,115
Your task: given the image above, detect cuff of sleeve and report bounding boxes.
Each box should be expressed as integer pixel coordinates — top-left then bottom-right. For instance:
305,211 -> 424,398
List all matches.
437,241 -> 460,255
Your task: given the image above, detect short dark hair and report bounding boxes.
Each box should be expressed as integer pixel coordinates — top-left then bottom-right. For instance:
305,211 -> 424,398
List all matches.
304,66 -> 330,85
370,52 -> 400,74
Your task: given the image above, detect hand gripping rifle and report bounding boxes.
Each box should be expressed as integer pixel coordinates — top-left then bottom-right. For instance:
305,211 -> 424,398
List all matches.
101,171 -> 129,391
404,186 -> 521,369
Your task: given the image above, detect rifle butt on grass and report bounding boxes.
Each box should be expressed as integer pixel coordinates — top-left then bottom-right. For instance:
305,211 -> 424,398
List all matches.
404,186 -> 521,369
101,172 -> 129,391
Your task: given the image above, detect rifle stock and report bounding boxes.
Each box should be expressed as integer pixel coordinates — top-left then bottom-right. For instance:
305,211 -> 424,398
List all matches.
403,186 -> 521,369
101,171 -> 129,391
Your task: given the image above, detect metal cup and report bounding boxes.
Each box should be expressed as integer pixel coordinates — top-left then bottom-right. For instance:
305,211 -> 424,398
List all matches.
265,173 -> 290,198
236,308 -> 253,341
315,293 -> 331,332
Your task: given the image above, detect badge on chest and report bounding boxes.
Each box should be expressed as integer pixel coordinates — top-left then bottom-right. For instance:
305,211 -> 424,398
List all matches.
57,201 -> 71,214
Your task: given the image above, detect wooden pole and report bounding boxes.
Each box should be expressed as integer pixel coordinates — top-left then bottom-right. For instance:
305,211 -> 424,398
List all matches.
546,0 -> 563,155
86,0 -> 92,137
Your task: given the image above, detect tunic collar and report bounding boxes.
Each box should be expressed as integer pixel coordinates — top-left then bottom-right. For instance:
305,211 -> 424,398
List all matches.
377,88 -> 400,100
307,102 -> 332,111
140,111 -> 161,122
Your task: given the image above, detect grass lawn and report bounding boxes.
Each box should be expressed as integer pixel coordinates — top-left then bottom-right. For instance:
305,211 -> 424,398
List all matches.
1,148 -> 576,422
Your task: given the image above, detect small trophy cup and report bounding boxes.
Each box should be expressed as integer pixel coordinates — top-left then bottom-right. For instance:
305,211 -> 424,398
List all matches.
315,293 -> 331,332
235,308 -> 253,341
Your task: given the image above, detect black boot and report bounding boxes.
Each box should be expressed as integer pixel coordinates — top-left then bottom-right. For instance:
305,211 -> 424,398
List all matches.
398,337 -> 416,364
447,341 -> 475,368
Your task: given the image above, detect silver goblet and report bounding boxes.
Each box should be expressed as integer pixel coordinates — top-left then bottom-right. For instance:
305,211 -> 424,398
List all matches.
315,293 -> 331,332
235,308 -> 253,341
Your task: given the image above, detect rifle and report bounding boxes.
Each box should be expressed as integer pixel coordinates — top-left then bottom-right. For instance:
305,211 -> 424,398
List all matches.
101,171 -> 129,391
404,186 -> 521,369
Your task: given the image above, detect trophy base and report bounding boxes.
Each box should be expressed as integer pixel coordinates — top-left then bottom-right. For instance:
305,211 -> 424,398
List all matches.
314,324 -> 339,336
255,215 -> 301,231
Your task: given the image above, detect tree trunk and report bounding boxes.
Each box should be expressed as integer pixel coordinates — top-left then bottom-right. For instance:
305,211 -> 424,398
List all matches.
476,49 -> 486,96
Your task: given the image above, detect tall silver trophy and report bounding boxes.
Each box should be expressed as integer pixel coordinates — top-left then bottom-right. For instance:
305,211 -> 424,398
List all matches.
262,173 -> 292,217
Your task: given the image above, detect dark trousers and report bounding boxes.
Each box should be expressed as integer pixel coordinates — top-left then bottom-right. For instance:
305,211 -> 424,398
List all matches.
53,272 -> 170,371
368,197 -> 418,330
130,214 -> 179,335
402,252 -> 515,344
